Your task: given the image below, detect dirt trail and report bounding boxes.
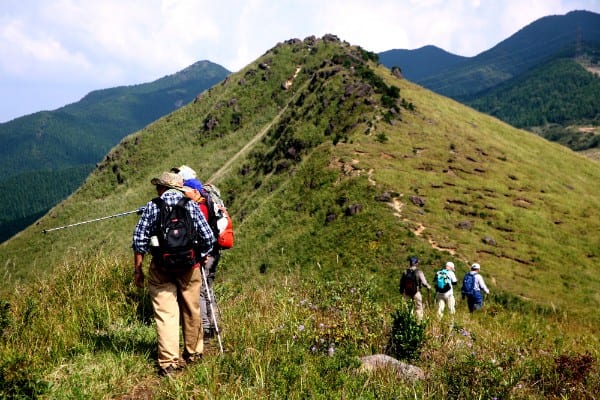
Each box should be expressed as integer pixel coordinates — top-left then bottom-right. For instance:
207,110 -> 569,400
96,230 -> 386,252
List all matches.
208,105 -> 288,183
370,172 -> 458,256
209,68 -> 304,183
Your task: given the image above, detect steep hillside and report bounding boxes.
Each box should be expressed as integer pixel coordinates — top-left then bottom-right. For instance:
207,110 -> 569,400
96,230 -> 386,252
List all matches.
0,60 -> 230,243
378,45 -> 468,81
1,35 -> 599,398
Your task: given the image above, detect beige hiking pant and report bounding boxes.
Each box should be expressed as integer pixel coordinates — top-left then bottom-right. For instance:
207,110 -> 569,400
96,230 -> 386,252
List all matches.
436,291 -> 456,318
148,261 -> 204,370
406,291 -> 424,322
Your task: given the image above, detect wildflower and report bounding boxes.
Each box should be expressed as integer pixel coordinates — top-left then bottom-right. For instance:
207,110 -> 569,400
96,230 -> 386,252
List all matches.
311,346 -> 317,352
319,323 -> 325,329
328,346 -> 335,357
298,325 -> 305,331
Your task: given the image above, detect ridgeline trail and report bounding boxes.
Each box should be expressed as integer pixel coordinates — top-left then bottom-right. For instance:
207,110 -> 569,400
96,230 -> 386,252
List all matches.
208,68 -> 306,184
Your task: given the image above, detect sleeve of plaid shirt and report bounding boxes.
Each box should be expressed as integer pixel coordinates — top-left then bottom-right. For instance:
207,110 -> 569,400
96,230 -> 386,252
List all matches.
132,200 -> 160,254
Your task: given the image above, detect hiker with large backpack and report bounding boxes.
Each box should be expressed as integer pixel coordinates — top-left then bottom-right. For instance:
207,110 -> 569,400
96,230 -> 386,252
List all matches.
132,171 -> 215,377
399,256 -> 432,322
461,263 -> 490,313
433,261 -> 458,318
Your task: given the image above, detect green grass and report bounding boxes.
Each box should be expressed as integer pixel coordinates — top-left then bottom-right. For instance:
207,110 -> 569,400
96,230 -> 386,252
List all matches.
1,35 -> 599,398
1,250 -> 597,398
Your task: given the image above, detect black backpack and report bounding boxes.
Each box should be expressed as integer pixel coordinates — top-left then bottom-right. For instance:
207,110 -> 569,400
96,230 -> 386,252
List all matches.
151,197 -> 198,273
400,268 -> 419,296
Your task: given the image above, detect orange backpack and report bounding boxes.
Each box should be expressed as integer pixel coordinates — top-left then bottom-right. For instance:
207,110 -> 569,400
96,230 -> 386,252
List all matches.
204,183 -> 234,249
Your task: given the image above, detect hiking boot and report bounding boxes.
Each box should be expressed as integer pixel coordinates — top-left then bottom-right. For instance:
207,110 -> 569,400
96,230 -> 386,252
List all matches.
158,365 -> 178,378
183,352 -> 203,366
203,328 -> 214,344
204,328 -> 215,339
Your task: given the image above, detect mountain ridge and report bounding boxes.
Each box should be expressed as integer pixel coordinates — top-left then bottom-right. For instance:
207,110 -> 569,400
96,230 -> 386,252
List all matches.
0,60 -> 230,243
378,45 -> 468,81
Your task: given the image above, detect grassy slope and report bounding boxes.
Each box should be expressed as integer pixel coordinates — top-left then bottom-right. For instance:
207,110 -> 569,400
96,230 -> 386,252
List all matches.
3,33 -> 599,329
1,36 -> 599,398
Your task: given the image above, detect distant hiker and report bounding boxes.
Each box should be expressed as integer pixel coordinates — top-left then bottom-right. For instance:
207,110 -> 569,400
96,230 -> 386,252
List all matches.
132,171 -> 215,377
461,263 -> 490,313
399,256 -> 431,322
434,261 -> 458,318
182,176 -> 222,343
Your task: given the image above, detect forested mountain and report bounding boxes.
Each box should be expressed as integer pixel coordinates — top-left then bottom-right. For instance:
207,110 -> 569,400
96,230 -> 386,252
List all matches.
0,60 -> 230,243
415,10 -> 600,100
466,53 -> 600,150
379,10 -> 600,153
1,34 -> 598,398
378,45 -> 467,81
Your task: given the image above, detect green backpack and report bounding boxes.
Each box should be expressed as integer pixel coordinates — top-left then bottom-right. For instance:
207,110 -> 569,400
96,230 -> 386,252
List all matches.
435,269 -> 451,293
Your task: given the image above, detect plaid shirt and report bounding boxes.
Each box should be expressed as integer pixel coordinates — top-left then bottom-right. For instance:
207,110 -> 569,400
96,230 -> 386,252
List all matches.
132,189 -> 215,256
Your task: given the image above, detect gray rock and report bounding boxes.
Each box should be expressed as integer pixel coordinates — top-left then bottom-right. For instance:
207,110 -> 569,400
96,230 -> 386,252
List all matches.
359,354 -> 425,381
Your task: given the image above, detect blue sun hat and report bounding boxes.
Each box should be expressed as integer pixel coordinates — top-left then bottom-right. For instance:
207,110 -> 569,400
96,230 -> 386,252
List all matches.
183,178 -> 203,192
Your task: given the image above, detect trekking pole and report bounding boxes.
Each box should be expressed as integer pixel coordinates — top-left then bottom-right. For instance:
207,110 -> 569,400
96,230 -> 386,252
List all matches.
201,266 -> 224,354
42,207 -> 145,233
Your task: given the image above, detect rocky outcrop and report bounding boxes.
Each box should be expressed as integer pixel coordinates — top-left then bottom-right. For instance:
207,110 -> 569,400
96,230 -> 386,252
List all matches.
359,354 -> 425,381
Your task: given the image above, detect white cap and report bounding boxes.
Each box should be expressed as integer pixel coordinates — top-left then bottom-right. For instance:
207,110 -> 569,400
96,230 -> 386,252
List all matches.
177,165 -> 197,180
445,261 -> 455,270
471,263 -> 481,270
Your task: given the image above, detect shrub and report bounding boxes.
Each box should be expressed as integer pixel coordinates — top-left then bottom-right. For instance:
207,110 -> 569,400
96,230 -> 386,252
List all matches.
386,301 -> 427,362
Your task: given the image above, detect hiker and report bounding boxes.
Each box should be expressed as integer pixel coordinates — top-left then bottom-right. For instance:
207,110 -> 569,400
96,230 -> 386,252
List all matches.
434,261 -> 458,318
182,177 -> 222,343
399,256 -> 431,322
132,171 -> 215,377
171,164 -> 197,181
461,263 -> 490,313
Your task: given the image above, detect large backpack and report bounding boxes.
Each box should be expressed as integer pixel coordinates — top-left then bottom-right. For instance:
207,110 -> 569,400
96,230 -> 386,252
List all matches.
461,273 -> 476,297
400,268 -> 419,296
151,197 -> 198,272
203,183 -> 234,249
435,269 -> 451,293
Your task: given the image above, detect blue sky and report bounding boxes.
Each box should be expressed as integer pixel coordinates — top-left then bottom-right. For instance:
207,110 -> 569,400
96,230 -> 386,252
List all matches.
1,0 -> 599,122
